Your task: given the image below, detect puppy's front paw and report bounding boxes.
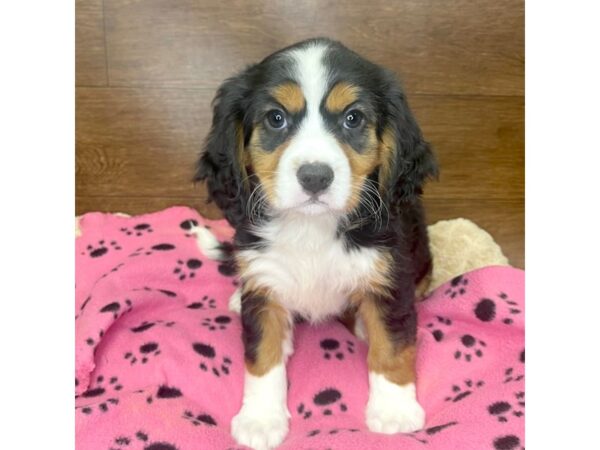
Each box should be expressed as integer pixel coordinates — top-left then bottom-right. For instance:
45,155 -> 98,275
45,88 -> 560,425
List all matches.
231,407 -> 289,450
366,375 -> 425,434
366,394 -> 425,433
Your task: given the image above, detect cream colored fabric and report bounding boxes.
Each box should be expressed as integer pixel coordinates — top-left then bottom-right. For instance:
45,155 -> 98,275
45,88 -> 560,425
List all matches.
427,218 -> 510,294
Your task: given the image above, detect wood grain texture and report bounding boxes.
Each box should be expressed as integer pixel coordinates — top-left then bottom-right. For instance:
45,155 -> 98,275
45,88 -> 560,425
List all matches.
76,0 -> 524,266
76,0 -> 107,86
103,0 -> 524,95
76,88 -> 523,198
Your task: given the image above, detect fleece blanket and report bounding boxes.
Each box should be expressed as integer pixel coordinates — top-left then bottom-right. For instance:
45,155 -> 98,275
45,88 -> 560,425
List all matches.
75,206 -> 525,450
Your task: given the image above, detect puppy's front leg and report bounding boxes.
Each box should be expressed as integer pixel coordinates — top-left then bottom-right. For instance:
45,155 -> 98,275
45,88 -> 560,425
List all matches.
359,294 -> 425,434
231,286 -> 292,450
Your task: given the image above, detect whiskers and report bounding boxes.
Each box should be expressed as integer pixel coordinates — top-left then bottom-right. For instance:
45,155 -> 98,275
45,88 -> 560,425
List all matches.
347,179 -> 389,232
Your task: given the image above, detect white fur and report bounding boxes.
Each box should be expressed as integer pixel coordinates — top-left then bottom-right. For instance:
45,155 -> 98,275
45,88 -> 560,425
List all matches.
240,212 -> 381,322
273,41 -> 352,214
354,315 -> 368,341
232,326 -> 293,450
228,287 -> 242,314
191,225 -> 224,260
366,372 -> 425,434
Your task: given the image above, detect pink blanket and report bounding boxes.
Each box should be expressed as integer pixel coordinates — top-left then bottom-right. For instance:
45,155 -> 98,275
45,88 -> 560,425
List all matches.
76,206 -> 524,450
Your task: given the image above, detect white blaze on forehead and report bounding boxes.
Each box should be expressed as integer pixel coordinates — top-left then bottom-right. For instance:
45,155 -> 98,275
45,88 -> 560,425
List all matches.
288,42 -> 329,116
274,42 -> 352,212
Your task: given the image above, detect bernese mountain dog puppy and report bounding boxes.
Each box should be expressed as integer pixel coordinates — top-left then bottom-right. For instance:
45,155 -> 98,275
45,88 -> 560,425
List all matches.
195,37 -> 437,450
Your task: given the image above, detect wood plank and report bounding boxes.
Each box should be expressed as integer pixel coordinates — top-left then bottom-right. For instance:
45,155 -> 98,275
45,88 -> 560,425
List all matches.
76,196 -> 524,268
76,88 -> 523,199
76,0 -> 107,86
76,196 -> 223,219
104,0 -> 523,95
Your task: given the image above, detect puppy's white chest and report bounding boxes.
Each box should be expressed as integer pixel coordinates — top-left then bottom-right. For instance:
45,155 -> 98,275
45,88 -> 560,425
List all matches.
240,214 -> 380,322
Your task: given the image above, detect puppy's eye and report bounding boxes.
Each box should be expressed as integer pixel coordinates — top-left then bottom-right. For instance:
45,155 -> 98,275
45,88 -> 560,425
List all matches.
266,110 -> 287,129
343,110 -> 364,129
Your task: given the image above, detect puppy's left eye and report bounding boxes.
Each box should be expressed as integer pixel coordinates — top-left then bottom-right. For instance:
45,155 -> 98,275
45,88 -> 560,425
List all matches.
266,109 -> 287,129
343,110 -> 364,129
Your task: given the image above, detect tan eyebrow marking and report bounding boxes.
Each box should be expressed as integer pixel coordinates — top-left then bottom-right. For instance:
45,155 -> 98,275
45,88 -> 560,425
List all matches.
325,82 -> 360,113
271,82 -> 305,113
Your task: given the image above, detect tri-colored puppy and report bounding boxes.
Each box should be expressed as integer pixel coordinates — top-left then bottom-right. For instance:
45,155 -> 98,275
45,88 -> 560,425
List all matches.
195,38 -> 437,450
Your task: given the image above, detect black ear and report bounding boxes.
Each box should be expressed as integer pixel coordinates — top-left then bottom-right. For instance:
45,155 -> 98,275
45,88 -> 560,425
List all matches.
383,76 -> 438,204
195,70 -> 253,227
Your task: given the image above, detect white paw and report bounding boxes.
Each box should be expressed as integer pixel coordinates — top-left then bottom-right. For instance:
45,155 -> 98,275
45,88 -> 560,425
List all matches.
231,407 -> 289,450
366,395 -> 425,433
228,287 -> 242,314
366,375 -> 425,434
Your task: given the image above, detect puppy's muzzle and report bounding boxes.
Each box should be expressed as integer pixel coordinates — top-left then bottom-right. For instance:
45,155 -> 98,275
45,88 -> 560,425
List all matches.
296,163 -> 334,195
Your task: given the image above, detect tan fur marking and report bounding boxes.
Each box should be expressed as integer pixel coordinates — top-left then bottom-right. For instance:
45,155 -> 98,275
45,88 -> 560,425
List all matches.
377,127 -> 397,194
247,126 -> 290,204
415,272 -> 432,300
271,82 -> 305,113
325,82 -> 360,113
340,126 -> 380,211
359,297 -> 416,386
245,294 -> 289,377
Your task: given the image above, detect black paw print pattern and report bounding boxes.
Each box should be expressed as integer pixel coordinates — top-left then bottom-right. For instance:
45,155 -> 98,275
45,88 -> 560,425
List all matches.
444,379 -> 484,402
180,219 -> 199,236
109,430 -> 179,450
474,292 -> 522,325
297,388 -> 348,419
131,286 -> 178,298
192,342 -> 232,377
407,421 -> 459,444
444,275 -> 469,298
81,240 -> 122,258
77,397 -> 120,415
425,316 -> 453,342
454,334 -> 487,362
503,367 -> 524,384
173,258 -> 203,280
130,320 -> 176,333
98,263 -> 126,281
201,315 -> 232,331
76,375 -> 123,415
129,243 -> 176,257
319,338 -> 355,360
145,385 -> 183,404
306,428 -> 360,437
124,342 -> 161,365
99,299 -> 132,320
120,223 -> 154,236
182,410 -> 218,427
492,434 -> 524,450
187,295 -> 216,310
488,391 -> 525,423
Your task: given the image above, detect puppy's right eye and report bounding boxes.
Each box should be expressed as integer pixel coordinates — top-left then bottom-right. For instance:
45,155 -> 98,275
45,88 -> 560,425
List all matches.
266,110 -> 287,130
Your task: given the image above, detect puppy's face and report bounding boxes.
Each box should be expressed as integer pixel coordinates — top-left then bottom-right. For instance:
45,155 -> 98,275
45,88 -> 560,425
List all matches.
197,38 -> 437,225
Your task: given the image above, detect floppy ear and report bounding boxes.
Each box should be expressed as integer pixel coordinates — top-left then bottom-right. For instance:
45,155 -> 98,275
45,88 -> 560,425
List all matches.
380,76 -> 438,205
195,71 -> 253,227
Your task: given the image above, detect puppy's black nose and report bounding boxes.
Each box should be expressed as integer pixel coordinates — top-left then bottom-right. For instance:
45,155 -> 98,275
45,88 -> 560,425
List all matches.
296,163 -> 334,194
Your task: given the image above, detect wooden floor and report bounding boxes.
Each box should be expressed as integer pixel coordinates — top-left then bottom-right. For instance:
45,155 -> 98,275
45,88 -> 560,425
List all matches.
76,0 -> 524,268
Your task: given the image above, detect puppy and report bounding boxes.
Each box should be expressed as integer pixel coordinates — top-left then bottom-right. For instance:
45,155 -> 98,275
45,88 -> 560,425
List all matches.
195,38 -> 437,450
